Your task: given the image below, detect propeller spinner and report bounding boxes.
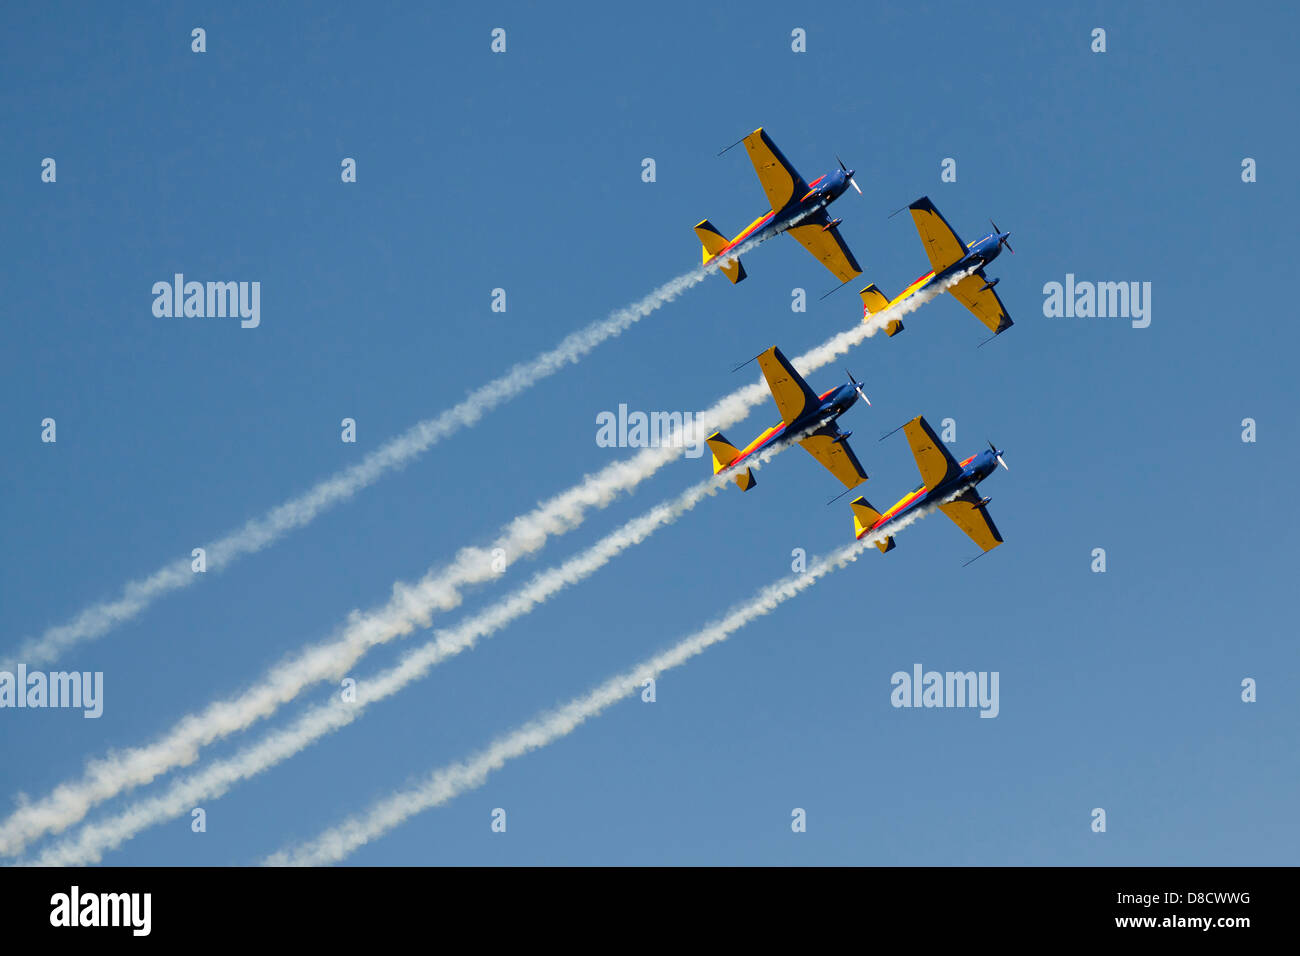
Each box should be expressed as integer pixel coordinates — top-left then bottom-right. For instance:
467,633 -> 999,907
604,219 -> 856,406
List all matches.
847,369 -> 871,406
989,219 -> 1014,254
836,155 -> 863,195
986,439 -> 1009,471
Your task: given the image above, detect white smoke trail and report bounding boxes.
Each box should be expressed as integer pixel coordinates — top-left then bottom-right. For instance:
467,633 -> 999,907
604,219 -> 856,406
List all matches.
0,267 -> 967,858
262,511 -> 936,867
0,440 -> 735,859
28,437 -> 817,866
6,241 -> 781,671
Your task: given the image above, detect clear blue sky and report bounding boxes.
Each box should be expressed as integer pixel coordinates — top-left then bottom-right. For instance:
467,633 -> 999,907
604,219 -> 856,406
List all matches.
2,1 -> 1296,865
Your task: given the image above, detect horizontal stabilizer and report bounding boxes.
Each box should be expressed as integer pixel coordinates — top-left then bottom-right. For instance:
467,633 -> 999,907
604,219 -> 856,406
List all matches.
720,258 -> 746,283
695,219 -> 729,257
851,496 -> 893,552
696,219 -> 747,284
707,430 -> 757,491
860,284 -> 903,335
859,284 -> 890,314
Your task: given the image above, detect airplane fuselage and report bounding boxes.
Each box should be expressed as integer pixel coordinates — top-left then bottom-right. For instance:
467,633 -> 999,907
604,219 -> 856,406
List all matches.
722,382 -> 860,470
866,232 -> 1008,315
708,168 -> 856,264
933,232 -> 1005,285
857,448 -> 1003,540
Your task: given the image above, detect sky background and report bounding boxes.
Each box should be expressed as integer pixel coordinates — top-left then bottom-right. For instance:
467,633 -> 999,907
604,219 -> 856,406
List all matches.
2,1 -> 1297,865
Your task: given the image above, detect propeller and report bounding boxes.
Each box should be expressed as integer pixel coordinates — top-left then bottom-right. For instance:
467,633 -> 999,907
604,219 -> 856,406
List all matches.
989,219 -> 1014,254
987,439 -> 1009,471
847,369 -> 871,406
836,155 -> 863,195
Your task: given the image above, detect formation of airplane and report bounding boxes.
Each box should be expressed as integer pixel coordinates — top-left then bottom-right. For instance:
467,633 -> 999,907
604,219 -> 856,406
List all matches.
706,346 -> 870,492
696,128 -> 864,286
859,197 -> 1014,339
693,130 -> 1016,558
849,416 -> 1007,555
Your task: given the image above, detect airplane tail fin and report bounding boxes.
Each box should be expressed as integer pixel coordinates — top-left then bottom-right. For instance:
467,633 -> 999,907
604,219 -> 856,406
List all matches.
859,284 -> 890,314
851,496 -> 894,552
696,219 -> 746,284
707,430 -> 756,491
859,283 -> 904,336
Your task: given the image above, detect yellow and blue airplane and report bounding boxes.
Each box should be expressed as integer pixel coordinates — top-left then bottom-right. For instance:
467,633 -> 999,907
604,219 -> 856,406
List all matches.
696,128 -> 863,286
850,415 -> 1008,554
859,197 -> 1014,339
706,345 -> 870,492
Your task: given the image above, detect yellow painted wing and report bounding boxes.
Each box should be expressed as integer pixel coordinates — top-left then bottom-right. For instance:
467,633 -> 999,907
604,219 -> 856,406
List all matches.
756,346 -> 819,425
939,488 -> 1004,552
786,220 -> 863,282
742,128 -> 808,213
799,428 -> 869,489
902,415 -> 962,489
948,274 -> 1014,334
909,197 -> 968,273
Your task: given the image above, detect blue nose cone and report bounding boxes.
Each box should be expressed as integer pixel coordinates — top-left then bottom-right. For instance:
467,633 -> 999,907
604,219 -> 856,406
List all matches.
982,233 -> 1007,259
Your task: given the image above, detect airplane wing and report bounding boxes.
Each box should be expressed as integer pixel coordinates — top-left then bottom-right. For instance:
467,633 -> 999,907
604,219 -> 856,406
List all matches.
756,346 -> 820,425
939,488 -> 1004,552
786,211 -> 863,283
902,415 -> 962,489
742,128 -> 809,213
799,424 -> 869,489
908,197 -> 968,274
948,273 -> 1014,335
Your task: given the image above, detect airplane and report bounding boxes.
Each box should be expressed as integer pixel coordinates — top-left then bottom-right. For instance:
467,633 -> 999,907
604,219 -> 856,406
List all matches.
850,415 -> 1008,555
857,196 -> 1014,339
696,128 -> 864,286
706,345 -> 870,492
